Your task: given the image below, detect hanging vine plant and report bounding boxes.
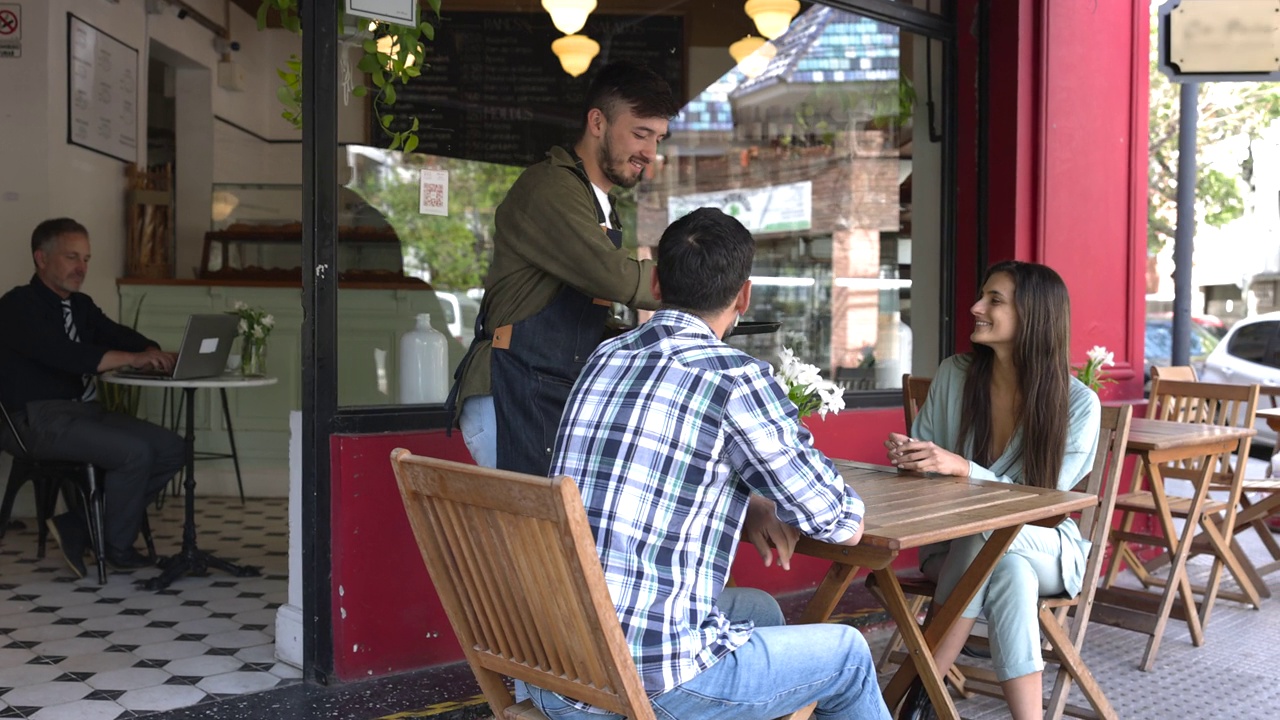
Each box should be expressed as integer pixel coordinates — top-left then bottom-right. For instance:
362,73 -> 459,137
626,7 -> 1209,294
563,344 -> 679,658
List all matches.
255,0 -> 440,152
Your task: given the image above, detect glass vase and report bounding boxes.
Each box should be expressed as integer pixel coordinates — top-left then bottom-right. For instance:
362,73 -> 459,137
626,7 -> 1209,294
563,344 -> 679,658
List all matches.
241,337 -> 267,376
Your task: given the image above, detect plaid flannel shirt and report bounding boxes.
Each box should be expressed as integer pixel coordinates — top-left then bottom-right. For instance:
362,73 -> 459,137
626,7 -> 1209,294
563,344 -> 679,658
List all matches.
550,309 -> 865,700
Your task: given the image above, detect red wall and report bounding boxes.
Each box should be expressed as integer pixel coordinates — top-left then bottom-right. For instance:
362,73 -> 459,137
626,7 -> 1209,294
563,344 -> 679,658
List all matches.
329,407 -> 909,679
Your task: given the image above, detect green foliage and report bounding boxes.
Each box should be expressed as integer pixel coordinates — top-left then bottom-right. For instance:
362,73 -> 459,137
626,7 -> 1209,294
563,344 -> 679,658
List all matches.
351,155 -> 522,289
257,0 -> 441,151
1147,17 -> 1280,255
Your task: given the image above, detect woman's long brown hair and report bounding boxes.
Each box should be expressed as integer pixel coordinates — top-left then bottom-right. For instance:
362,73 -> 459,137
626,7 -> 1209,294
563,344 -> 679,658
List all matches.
956,261 -> 1072,489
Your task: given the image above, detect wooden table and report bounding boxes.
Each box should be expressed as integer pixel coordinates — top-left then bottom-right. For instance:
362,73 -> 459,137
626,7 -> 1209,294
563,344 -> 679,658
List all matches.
792,461 -> 1096,720
1093,417 -> 1256,671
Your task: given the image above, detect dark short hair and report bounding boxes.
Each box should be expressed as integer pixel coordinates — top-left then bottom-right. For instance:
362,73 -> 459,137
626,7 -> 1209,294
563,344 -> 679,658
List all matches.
31,217 -> 88,257
656,208 -> 754,313
583,61 -> 679,125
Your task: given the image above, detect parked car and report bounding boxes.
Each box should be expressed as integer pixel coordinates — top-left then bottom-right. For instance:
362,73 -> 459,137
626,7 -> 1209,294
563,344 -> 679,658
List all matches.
433,291 -> 480,346
1199,311 -> 1280,449
1143,316 -> 1220,384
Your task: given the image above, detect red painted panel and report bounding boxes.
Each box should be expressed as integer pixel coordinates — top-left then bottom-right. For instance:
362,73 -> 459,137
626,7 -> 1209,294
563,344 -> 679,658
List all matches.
330,430 -> 474,679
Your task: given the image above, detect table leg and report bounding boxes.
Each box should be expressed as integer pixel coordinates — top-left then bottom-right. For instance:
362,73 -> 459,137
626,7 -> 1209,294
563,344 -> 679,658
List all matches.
142,387 -> 261,591
883,525 -> 1021,719
1141,460 -> 1207,669
797,563 -> 858,625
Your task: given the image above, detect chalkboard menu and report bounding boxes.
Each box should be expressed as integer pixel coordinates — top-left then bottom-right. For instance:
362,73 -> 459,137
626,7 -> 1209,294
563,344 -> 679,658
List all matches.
375,12 -> 684,167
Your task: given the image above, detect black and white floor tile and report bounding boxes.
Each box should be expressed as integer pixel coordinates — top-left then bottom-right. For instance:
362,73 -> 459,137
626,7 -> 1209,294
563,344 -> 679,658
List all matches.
0,496 -> 296,719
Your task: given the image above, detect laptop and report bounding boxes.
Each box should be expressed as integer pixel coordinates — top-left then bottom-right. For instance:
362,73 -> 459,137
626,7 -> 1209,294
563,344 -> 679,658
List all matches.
114,314 -> 241,380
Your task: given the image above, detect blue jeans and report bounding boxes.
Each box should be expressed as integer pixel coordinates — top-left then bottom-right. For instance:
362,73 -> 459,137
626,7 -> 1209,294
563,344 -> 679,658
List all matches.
460,394 -> 496,468
523,588 -> 890,720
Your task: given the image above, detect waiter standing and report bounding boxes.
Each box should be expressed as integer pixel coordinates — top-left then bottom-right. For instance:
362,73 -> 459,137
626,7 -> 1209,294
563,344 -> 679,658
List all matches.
448,61 -> 679,474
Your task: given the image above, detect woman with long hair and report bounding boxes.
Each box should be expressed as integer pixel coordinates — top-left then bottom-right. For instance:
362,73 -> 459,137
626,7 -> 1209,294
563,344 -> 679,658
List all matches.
885,261 -> 1101,720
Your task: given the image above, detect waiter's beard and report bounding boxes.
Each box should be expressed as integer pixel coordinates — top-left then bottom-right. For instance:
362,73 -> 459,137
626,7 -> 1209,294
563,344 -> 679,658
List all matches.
598,133 -> 642,189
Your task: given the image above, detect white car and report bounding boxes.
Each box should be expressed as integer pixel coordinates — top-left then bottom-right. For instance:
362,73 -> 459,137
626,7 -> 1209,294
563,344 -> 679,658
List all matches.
1199,311 -> 1280,449
433,290 -> 480,346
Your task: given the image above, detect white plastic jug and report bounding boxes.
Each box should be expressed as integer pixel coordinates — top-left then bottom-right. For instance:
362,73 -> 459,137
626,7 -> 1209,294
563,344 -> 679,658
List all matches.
399,313 -> 448,404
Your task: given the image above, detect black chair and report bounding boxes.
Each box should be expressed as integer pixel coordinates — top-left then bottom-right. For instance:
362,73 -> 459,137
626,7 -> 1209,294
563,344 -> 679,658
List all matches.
0,398 -> 154,584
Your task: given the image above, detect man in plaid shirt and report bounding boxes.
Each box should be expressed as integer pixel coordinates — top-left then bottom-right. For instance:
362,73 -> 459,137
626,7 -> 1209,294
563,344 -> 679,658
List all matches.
525,208 -> 891,719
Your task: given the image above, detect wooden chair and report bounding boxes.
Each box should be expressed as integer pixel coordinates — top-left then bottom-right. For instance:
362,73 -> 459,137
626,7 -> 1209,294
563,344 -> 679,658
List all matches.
390,451 -> 817,720
902,373 -> 933,429
1103,378 -> 1263,617
1150,365 -> 1198,383
1226,386 -> 1280,579
871,404 -> 1131,720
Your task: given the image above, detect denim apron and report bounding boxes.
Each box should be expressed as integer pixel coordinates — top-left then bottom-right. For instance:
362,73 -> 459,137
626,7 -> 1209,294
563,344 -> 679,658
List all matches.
446,158 -> 621,477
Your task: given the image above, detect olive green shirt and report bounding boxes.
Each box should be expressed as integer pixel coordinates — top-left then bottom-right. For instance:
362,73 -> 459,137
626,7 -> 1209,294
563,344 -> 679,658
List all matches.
453,146 -> 660,414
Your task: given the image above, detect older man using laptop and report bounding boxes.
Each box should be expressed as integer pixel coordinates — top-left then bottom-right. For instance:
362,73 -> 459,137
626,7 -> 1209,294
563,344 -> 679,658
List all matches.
0,218 -> 184,576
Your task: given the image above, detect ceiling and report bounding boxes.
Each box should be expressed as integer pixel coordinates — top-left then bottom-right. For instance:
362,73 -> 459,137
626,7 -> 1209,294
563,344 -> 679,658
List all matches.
227,0 -> 760,48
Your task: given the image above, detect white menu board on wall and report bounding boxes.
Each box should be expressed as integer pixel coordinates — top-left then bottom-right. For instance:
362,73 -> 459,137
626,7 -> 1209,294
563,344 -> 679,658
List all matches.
67,14 -> 137,163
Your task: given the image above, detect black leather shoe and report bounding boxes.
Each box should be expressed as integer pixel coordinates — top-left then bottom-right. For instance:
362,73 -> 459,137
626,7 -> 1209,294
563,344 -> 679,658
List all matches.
46,514 -> 87,579
105,546 -> 155,571
896,678 -> 938,720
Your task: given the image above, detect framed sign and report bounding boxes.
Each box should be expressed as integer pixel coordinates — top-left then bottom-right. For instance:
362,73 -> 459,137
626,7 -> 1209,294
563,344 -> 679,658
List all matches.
67,13 -> 138,163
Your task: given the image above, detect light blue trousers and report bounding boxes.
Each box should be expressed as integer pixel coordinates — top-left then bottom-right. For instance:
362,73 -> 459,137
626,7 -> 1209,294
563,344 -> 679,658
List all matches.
459,394 -> 496,468
924,525 -> 1067,682
522,588 -> 891,720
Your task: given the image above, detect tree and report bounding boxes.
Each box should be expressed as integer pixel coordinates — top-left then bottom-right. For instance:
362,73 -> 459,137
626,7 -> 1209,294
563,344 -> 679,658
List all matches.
352,154 -> 522,289
1148,16 -> 1280,255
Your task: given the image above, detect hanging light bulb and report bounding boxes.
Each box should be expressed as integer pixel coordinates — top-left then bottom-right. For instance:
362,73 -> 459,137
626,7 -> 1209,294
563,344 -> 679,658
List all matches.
542,0 -> 597,36
730,36 -> 776,79
744,0 -> 800,40
551,34 -> 600,77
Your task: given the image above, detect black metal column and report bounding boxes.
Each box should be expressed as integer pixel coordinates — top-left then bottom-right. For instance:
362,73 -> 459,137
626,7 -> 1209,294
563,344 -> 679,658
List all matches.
1172,82 -> 1198,366
302,0 -> 339,684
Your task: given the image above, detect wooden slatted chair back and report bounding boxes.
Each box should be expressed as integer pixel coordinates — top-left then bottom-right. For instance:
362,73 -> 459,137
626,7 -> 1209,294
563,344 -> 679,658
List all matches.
902,374 -> 933,430
1144,378 -> 1259,488
1149,365 -> 1198,383
390,451 -> 656,720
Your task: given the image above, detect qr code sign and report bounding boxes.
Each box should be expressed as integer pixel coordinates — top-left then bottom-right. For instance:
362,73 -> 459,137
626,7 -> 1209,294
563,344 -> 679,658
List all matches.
419,169 -> 448,216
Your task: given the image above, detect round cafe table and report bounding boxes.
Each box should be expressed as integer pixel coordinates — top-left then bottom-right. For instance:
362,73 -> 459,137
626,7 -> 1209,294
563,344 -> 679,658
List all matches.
100,372 -> 278,590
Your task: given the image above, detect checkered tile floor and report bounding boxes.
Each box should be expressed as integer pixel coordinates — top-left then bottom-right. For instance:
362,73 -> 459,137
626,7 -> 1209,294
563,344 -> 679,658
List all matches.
0,496 -> 296,718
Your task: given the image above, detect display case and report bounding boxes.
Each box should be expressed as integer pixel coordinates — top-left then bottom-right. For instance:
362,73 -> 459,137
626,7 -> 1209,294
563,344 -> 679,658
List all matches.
204,183 -> 419,283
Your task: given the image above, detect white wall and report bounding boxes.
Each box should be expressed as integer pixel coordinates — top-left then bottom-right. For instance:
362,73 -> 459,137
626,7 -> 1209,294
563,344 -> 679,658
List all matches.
0,0 -> 366,310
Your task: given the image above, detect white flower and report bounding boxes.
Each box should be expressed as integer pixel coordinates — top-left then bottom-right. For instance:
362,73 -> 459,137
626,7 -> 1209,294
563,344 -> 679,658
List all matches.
1087,345 -> 1115,367
233,300 -> 248,311
253,325 -> 265,339
263,315 -> 275,328
238,319 -> 248,335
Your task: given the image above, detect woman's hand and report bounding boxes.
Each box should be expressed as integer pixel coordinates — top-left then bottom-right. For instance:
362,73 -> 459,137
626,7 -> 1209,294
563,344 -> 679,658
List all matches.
885,432 -> 970,477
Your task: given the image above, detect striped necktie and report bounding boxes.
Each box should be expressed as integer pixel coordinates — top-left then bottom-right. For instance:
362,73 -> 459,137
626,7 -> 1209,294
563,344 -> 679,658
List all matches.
61,299 -> 98,402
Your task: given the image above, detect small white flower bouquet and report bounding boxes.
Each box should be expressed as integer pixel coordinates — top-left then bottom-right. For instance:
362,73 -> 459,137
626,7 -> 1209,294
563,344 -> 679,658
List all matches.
1074,345 -> 1115,393
772,347 -> 846,420
230,301 -> 275,341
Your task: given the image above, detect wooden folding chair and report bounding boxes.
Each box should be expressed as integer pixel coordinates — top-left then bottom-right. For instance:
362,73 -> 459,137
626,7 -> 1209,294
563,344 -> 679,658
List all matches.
1186,386 -> 1280,589
871,405 -> 1129,720
1103,378 -> 1263,618
390,451 -> 817,720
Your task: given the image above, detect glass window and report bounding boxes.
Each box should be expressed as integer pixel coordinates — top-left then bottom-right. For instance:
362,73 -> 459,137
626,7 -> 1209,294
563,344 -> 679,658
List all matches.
640,7 -> 944,392
1228,321 -> 1280,366
332,3 -> 947,406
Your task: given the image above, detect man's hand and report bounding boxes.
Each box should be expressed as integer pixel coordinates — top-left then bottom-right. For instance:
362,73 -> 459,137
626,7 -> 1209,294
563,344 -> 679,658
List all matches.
131,347 -> 177,372
885,432 -> 970,476
743,495 -> 800,570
